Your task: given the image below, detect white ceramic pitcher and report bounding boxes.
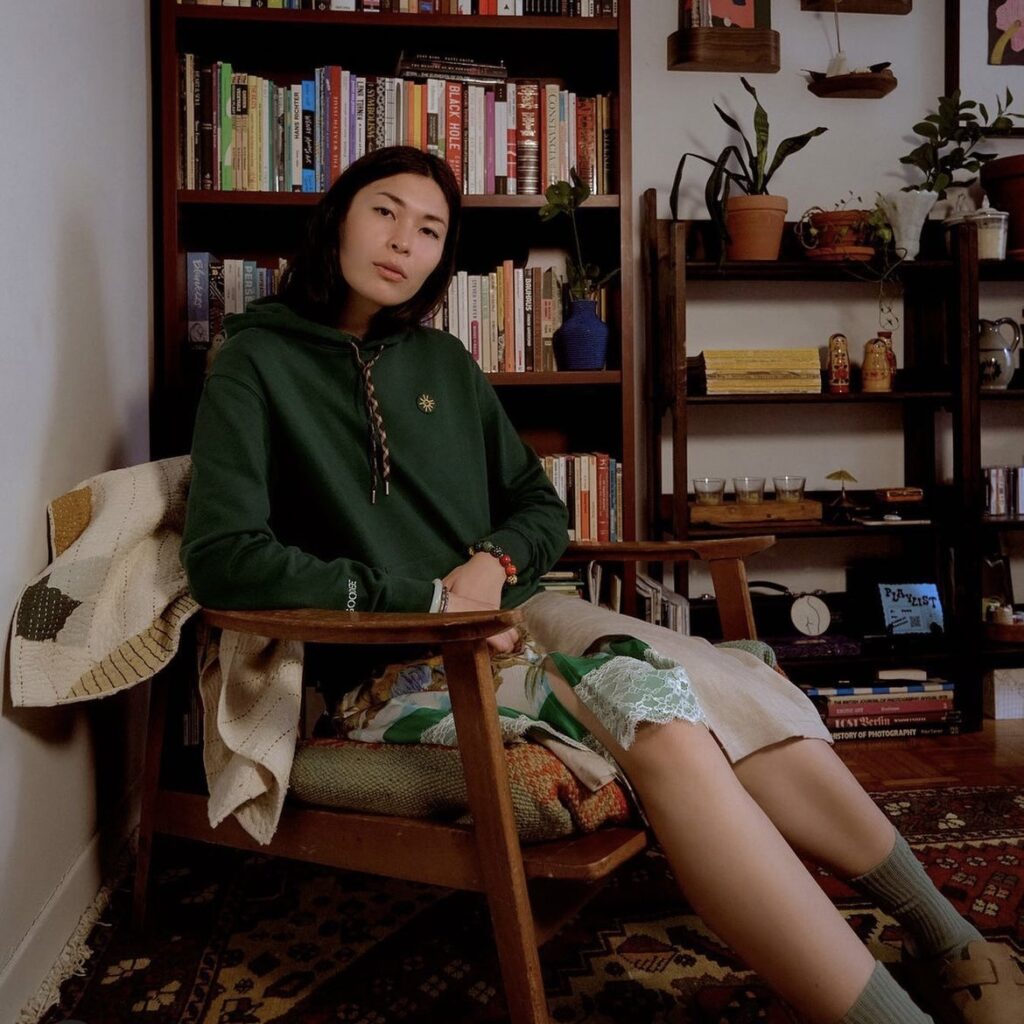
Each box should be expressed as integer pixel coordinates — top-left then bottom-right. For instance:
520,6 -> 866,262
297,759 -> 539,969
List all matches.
979,318 -> 1022,389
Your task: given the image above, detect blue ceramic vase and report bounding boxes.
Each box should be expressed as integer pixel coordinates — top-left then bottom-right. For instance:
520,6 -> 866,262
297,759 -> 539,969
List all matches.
554,299 -> 609,371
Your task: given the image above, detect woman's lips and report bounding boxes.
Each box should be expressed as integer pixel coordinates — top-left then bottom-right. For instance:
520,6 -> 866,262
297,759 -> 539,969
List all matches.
373,262 -> 405,282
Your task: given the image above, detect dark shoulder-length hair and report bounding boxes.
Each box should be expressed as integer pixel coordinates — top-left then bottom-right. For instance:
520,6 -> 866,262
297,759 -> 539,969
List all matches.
277,146 -> 462,337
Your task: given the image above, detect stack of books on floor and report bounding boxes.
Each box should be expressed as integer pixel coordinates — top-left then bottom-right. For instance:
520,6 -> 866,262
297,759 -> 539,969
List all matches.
802,671 -> 960,741
698,348 -> 822,395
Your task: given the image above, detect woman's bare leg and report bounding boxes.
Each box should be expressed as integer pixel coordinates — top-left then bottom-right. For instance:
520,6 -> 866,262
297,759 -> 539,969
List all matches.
731,738 -> 897,877
544,671 -> 875,1024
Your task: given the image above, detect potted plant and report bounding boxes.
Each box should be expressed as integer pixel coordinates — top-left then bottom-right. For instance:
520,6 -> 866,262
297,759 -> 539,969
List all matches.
669,77 -> 828,261
796,192 -> 889,262
886,89 -> 1023,260
539,169 -> 619,370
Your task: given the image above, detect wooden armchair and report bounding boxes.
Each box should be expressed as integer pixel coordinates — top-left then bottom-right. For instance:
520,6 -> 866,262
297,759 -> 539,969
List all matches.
134,536 -> 772,1024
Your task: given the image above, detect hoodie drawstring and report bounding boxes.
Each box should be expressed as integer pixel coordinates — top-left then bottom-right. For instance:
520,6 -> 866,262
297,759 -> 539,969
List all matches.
345,342 -> 390,503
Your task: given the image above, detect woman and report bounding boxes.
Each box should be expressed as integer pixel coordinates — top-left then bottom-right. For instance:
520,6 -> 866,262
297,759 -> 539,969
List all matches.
182,146 -> 1019,1024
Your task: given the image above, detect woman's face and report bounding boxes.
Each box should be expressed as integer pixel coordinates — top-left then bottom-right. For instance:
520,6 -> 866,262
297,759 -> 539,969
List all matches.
337,172 -> 449,325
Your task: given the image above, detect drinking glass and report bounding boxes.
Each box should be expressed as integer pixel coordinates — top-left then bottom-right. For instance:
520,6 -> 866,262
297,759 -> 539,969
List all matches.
693,477 -> 726,505
733,476 -> 766,504
773,475 -> 806,503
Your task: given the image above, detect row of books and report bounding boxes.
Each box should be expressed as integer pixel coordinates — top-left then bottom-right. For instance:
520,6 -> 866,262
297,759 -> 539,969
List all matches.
181,1 -> 617,15
637,573 -> 690,635
186,252 -> 288,352
185,248 -> 606,375
180,55 -> 617,196
434,263 -> 563,373
698,348 -> 823,396
802,678 -> 961,741
540,453 -> 622,543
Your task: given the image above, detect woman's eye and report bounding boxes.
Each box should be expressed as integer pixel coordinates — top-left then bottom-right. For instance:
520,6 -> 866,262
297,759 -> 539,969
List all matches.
374,206 -> 394,218
421,227 -> 440,239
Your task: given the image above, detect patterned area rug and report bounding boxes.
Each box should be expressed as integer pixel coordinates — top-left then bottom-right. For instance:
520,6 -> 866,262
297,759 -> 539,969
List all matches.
38,786 -> 1024,1024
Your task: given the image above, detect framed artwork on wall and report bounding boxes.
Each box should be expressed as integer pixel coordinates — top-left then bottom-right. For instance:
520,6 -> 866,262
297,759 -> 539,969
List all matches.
945,0 -> 1024,137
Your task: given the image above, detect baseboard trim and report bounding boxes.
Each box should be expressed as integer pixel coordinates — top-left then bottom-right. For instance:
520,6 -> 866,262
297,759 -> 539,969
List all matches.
0,789 -> 138,1024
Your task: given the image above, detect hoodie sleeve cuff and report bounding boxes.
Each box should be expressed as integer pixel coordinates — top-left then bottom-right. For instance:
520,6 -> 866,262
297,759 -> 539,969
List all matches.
382,575 -> 436,613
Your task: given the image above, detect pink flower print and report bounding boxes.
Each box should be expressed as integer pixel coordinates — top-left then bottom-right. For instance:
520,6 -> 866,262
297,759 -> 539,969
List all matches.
995,0 -> 1024,54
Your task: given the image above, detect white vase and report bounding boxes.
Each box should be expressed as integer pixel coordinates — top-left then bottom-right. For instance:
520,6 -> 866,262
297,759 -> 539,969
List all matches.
878,190 -> 939,261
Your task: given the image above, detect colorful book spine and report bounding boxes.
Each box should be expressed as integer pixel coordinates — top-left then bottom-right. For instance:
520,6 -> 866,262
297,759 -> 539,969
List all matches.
187,252 -> 211,350
822,696 -> 954,718
803,682 -> 954,697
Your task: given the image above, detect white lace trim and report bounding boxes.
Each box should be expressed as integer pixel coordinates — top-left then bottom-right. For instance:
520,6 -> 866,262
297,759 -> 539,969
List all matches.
573,649 -> 706,751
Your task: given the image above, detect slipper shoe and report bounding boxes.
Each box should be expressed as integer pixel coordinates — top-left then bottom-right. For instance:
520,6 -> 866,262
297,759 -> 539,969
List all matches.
902,938 -> 1024,1024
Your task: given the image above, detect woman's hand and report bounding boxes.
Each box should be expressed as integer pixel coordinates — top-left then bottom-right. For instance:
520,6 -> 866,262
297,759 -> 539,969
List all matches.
443,559 -> 519,654
443,551 -> 507,608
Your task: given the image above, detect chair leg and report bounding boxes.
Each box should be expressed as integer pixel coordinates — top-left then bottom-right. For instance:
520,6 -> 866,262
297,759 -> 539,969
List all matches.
132,676 -> 168,931
444,639 -> 550,1024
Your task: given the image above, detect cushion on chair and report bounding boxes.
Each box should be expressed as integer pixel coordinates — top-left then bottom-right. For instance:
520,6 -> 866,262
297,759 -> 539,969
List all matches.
289,738 -> 633,843
288,640 -> 779,842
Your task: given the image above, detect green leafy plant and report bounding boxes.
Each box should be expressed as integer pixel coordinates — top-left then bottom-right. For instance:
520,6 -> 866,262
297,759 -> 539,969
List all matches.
668,77 -> 828,244
900,89 -> 1024,196
539,169 -> 619,301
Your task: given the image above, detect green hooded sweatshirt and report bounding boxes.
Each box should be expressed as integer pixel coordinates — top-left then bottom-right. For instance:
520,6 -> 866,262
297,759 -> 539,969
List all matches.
181,299 -> 569,612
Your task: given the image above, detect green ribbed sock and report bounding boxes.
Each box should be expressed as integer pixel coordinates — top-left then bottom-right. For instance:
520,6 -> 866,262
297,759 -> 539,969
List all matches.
839,962 -> 933,1023
850,832 -> 983,959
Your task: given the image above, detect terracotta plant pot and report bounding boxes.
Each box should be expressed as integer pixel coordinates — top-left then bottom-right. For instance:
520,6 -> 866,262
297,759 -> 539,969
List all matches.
801,209 -> 875,261
725,194 -> 788,260
980,154 -> 1024,258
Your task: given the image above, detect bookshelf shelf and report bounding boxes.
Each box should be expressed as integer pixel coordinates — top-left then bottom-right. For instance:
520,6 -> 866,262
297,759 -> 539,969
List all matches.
688,390 -> 952,405
177,190 -> 621,209
686,258 -> 954,282
176,8 -> 618,31
980,389 -> 1024,401
982,516 -> 1024,531
488,370 -> 621,386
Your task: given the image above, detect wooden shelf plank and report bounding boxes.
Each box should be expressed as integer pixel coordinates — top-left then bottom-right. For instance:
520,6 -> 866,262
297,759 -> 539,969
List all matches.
178,190 -> 620,209
686,258 -> 954,281
980,389 -> 1024,400
979,262 -> 1024,282
689,390 -> 952,405
487,371 -> 622,386
176,8 -> 618,30
800,0 -> 911,12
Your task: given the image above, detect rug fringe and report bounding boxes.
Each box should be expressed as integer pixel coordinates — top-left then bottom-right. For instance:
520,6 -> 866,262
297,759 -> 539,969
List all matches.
16,837 -> 134,1024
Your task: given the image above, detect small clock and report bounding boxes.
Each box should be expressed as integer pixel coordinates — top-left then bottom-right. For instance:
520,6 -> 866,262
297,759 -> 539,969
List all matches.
790,594 -> 832,637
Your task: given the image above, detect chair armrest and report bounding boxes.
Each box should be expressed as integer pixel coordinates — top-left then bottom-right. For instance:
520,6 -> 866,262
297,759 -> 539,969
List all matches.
201,607 -> 523,645
562,537 -> 774,563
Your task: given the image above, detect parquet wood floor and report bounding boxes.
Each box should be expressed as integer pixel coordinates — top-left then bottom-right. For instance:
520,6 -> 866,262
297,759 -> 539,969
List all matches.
836,719 -> 1024,791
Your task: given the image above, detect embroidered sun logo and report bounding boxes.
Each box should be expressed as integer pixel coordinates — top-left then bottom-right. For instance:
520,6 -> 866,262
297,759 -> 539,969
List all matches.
417,393 -> 436,413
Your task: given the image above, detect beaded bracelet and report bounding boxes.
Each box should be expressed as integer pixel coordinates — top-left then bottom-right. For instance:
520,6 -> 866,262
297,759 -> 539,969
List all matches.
468,539 -> 519,588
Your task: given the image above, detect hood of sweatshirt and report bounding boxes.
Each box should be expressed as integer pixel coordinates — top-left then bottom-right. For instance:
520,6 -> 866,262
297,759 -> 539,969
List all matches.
226,298 -> 409,502
224,297 -> 411,352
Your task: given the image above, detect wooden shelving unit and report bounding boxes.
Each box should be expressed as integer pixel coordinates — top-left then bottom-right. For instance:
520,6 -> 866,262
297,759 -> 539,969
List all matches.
640,188 -> 1014,727
152,0 -> 638,575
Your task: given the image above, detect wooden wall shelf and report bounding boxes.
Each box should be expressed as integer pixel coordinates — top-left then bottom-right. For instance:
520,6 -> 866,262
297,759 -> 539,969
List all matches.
667,27 -> 780,74
800,0 -> 911,12
807,71 -> 897,99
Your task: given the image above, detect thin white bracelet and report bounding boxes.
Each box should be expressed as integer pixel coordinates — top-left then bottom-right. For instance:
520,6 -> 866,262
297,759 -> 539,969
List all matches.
428,578 -> 444,613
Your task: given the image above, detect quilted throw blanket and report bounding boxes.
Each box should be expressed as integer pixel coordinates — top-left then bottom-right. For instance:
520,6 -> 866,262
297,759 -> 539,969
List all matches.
8,457 -> 303,845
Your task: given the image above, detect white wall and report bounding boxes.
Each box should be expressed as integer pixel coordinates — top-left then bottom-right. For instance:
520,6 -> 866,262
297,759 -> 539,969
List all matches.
632,2 -> 1024,593
0,2 -> 152,1018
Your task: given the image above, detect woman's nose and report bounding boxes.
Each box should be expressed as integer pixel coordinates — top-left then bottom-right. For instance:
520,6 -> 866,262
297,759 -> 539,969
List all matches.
390,235 -> 410,254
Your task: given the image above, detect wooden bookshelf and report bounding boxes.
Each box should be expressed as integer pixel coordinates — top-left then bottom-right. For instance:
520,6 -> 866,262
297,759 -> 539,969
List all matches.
152,0 -> 637,563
